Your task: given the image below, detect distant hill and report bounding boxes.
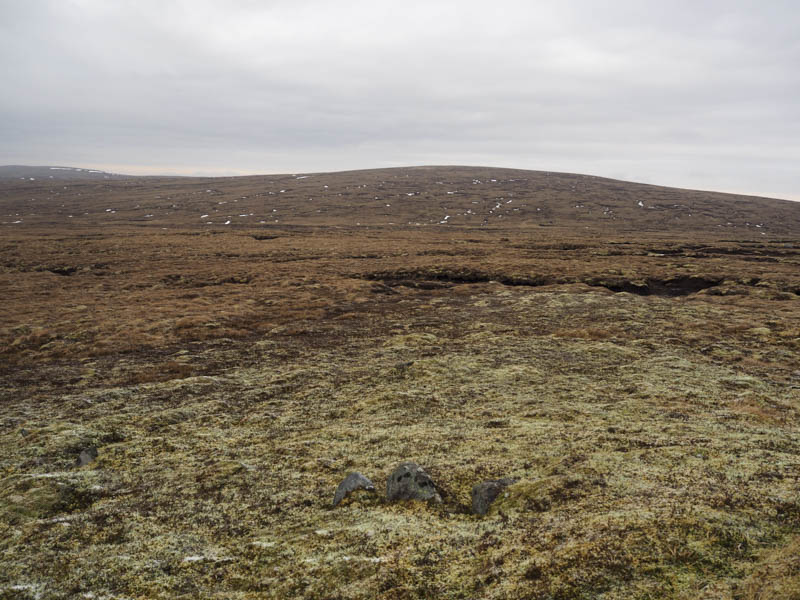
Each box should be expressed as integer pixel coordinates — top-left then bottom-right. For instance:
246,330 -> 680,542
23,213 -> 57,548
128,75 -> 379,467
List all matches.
0,165 -> 132,181
1,165 -> 798,236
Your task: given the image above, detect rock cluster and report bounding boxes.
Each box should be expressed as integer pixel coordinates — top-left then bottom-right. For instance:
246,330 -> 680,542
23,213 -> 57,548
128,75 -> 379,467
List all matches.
332,461 -> 441,507
333,461 -> 514,515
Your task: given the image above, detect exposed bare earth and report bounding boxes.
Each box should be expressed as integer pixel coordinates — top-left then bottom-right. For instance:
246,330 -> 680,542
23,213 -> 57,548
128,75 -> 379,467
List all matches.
1,167 -> 799,599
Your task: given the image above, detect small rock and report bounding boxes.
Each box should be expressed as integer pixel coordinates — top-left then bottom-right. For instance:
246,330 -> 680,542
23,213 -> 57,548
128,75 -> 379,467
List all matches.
386,462 -> 441,503
332,472 -> 376,507
76,447 -> 98,467
472,478 -> 517,515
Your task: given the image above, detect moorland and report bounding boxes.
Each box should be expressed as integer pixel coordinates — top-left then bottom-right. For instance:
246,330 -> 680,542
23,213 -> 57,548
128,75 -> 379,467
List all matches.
1,166 -> 799,599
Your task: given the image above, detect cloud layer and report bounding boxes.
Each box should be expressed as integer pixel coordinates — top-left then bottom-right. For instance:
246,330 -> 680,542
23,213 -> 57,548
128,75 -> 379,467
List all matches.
1,0 -> 798,198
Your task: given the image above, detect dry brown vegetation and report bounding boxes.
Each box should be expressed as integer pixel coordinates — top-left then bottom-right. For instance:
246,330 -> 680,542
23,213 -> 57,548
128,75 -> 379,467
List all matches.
1,166 -> 799,599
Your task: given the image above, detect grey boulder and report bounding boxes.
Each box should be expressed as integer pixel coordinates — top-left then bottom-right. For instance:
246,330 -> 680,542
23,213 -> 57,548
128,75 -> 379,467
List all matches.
332,472 -> 376,507
471,478 -> 517,515
386,462 -> 441,503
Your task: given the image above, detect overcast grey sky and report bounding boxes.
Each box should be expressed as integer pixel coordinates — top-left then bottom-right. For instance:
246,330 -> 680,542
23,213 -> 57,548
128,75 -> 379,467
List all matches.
1,0 -> 798,199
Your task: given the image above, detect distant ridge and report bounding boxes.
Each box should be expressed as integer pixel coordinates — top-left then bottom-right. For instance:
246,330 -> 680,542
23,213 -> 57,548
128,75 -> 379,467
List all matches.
1,164 -> 798,235
0,165 -> 133,181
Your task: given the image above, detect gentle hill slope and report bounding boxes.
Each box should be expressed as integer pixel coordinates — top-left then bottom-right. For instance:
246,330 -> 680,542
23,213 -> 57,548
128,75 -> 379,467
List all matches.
1,165 -> 798,235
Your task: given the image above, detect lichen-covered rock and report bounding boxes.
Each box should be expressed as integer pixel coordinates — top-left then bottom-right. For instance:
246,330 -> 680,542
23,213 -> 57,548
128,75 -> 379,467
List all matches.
386,462 -> 441,503
332,472 -> 375,507
471,477 -> 517,515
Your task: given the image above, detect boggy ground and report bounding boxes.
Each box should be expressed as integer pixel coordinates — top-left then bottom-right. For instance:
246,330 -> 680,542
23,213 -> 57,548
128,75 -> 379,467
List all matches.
1,168 -> 799,599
